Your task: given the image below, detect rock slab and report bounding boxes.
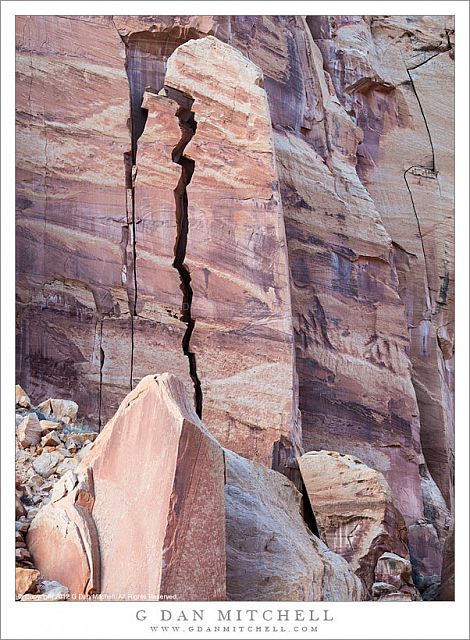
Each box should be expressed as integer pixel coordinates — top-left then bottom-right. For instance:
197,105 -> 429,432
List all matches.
27,374 -> 226,600
225,449 -> 365,601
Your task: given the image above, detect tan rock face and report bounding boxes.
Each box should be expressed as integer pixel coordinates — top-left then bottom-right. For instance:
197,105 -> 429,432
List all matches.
140,36 -> 301,475
27,374 -> 226,600
225,449 -> 365,601
299,450 -> 409,591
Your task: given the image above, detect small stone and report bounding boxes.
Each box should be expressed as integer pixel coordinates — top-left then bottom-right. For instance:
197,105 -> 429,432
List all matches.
15,547 -> 32,561
56,457 -> 79,476
15,567 -> 40,596
41,430 -> 62,448
32,452 -> 64,478
76,441 -> 94,460
15,496 -> 26,519
16,385 -> 31,409
21,580 -> 69,601
65,437 -> 78,453
36,399 -> 78,423
27,474 -> 45,490
375,552 -> 413,589
16,519 -> 30,534
17,413 -> 43,448
372,581 -> 398,599
39,420 -> 61,434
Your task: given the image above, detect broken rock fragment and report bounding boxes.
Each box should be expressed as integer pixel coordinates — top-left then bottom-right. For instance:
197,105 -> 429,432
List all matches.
15,567 -> 40,597
16,384 -> 31,409
36,399 -> 78,423
27,374 -> 226,600
17,413 -> 43,448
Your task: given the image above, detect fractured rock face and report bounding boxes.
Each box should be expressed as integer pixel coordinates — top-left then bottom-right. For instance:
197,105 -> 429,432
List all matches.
299,450 -> 409,590
134,36 -> 301,477
27,373 -> 226,600
225,449 -> 365,601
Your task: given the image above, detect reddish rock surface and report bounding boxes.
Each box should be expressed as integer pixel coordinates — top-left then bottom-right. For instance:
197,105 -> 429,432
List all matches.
27,374 -> 226,600
307,15 -> 455,511
16,14 -> 454,601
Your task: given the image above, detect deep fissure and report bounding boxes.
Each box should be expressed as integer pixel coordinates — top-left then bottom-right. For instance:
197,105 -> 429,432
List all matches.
98,319 -> 105,431
170,95 -> 203,418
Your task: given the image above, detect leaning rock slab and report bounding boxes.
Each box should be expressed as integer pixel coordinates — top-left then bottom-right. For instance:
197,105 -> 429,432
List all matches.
28,374 -> 226,600
299,450 -> 409,590
225,449 -> 364,601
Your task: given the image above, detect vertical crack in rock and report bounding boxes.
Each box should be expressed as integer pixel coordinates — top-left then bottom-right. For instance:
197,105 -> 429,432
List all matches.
403,167 -> 433,310
405,69 -> 435,172
170,96 -> 203,418
118,25 -> 141,391
98,319 -> 105,432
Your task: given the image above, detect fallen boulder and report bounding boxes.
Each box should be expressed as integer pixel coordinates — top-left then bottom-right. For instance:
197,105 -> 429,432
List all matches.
16,385 -> 31,409
28,374 -> 226,600
225,449 -> 365,601
36,398 -> 79,423
299,450 -> 410,591
17,413 -> 43,448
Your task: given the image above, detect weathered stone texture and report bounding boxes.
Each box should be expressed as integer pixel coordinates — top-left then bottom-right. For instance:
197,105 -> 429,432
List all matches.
225,449 -> 365,601
299,450 -> 410,591
308,14 -> 454,510
27,374 -> 227,600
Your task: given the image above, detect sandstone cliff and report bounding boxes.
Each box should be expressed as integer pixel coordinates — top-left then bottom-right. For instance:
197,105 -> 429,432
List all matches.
16,14 -> 454,601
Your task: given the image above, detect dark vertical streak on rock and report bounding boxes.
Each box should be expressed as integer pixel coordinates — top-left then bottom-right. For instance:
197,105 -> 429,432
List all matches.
171,99 -> 203,418
98,320 -> 104,432
403,167 -> 434,305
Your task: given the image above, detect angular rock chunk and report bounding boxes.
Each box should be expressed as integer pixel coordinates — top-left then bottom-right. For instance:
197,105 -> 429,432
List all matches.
36,399 -> 79,423
299,450 -> 409,590
16,384 -> 31,409
15,568 -> 40,596
32,452 -> 63,478
375,552 -> 420,600
225,449 -> 365,601
28,374 -> 226,600
17,413 -> 43,448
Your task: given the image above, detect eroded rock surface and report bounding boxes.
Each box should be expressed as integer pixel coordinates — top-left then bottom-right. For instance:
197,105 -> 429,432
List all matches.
27,374 -> 227,600
225,449 -> 365,601
299,450 -> 410,591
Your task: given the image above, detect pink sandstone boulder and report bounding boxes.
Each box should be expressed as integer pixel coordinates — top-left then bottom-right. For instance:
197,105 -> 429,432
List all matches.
27,373 -> 226,600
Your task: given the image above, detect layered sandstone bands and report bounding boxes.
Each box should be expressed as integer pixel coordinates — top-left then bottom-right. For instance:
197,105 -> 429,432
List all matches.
16,15 -> 454,599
